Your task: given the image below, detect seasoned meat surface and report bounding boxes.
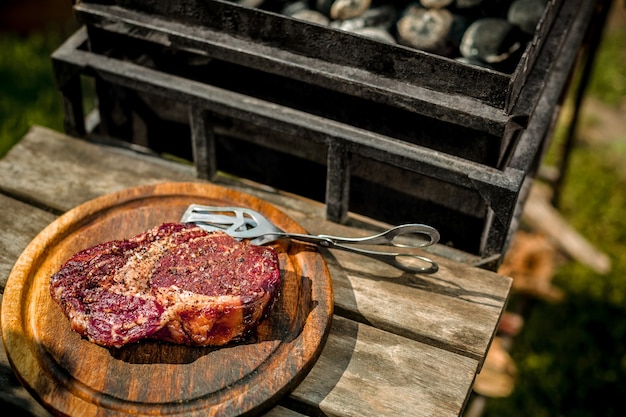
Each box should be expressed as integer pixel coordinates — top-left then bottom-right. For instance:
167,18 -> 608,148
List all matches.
49,223 -> 281,348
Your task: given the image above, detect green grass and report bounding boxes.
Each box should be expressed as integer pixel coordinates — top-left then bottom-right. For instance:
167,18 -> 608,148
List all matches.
483,24 -> 626,417
587,26 -> 626,105
0,30 -> 67,158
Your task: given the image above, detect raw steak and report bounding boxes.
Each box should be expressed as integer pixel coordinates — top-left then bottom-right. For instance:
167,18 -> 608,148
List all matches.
49,223 -> 281,348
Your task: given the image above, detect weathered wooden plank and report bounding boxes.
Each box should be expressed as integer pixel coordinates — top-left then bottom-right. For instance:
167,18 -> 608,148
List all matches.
286,315 -> 477,417
0,126 -> 512,416
0,341 -> 52,417
265,210 -> 511,363
0,198 -> 56,417
0,163 -> 309,417
263,407 -> 307,417
0,195 -> 56,290
0,126 -> 197,213
0,126 -> 511,367
0,163 -> 476,417
323,246 -> 510,362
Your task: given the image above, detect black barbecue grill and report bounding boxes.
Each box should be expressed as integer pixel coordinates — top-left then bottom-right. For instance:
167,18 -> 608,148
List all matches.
52,0 -> 604,269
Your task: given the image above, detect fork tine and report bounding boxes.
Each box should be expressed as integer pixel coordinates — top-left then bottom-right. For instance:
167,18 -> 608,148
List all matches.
180,205 -> 284,241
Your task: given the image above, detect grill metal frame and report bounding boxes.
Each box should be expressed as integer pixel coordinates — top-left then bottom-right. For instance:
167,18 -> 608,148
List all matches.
53,0 -> 601,269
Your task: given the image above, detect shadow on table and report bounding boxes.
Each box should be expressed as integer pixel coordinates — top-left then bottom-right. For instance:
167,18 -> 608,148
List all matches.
278,251 -> 359,416
0,361 -> 51,417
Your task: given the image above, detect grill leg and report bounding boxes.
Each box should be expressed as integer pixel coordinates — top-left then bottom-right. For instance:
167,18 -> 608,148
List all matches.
190,107 -> 218,181
326,141 -> 350,223
552,0 -> 614,207
53,62 -> 86,138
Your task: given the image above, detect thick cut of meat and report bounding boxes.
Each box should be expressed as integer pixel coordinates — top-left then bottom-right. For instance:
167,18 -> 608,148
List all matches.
49,223 -> 281,348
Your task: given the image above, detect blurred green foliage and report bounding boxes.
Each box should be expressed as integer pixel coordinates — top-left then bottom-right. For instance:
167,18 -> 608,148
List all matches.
0,30 -> 66,158
588,26 -> 626,105
484,18 -> 626,417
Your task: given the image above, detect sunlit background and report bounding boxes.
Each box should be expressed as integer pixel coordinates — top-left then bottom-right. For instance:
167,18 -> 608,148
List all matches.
1,1 -> 625,416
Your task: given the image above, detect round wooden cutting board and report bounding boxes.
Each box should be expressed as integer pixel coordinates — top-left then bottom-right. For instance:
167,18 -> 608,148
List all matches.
1,182 -> 334,417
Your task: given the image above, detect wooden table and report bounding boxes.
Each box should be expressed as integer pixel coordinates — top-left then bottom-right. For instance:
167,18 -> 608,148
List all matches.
0,126 -> 512,417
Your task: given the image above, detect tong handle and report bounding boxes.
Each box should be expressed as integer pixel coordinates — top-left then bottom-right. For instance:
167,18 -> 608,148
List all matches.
326,243 -> 439,274
182,204 -> 440,274
278,231 -> 440,274
317,224 -> 440,248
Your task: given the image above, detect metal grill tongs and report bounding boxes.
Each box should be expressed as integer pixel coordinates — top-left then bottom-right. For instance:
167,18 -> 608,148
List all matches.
181,204 -> 440,274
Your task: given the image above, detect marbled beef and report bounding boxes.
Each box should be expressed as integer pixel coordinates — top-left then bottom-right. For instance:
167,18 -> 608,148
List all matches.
49,223 -> 281,348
